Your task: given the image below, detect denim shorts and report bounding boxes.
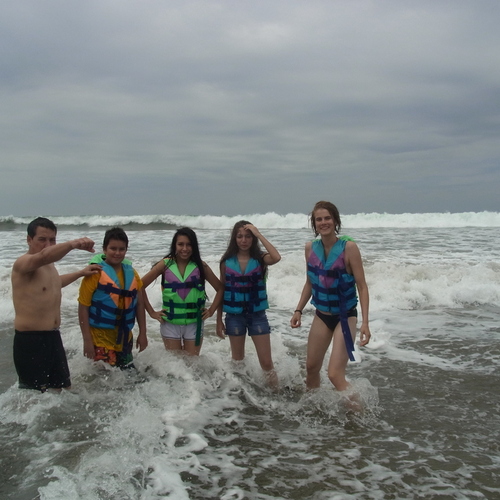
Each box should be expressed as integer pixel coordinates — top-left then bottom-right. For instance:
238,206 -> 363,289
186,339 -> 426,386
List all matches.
225,310 -> 270,337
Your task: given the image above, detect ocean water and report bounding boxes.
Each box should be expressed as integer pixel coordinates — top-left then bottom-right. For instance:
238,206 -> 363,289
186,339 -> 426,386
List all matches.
0,211 -> 499,500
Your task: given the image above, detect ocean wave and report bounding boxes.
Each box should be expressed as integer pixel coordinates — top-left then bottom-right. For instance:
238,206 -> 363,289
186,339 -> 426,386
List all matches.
1,211 -> 499,230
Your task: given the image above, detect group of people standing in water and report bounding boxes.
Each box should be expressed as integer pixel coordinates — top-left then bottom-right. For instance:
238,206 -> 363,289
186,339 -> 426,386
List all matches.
11,201 -> 371,397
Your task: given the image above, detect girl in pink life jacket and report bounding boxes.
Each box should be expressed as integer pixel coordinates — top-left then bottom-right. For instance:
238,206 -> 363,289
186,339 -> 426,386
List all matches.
290,201 -> 371,397
217,221 -> 281,387
142,227 -> 223,356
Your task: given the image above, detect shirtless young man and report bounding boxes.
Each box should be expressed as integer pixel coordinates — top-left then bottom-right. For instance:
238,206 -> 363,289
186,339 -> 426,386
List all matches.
11,217 -> 99,392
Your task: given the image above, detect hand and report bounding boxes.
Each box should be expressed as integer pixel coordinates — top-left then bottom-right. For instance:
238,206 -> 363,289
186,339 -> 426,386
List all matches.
290,311 -> 302,328
136,332 -> 148,352
72,237 -> 95,253
216,319 -> 226,339
83,339 -> 95,360
359,324 -> 371,347
150,310 -> 165,323
243,224 -> 260,237
201,308 -> 214,321
81,264 -> 101,276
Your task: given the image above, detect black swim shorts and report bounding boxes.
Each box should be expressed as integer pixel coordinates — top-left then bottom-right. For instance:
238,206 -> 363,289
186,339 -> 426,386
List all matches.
13,330 -> 71,392
315,307 -> 358,332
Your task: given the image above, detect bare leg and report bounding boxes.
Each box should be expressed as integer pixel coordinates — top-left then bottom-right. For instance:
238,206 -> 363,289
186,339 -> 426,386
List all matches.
163,338 -> 182,351
251,334 -> 278,388
327,316 -> 357,391
183,339 -> 202,356
228,335 -> 246,361
306,315 -> 334,390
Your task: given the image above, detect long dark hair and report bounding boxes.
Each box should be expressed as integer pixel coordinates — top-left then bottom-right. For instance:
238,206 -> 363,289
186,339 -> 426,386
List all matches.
220,220 -> 268,278
162,227 -> 206,283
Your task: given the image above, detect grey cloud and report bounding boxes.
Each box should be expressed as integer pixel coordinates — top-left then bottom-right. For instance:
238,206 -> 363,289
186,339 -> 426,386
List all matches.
1,0 -> 499,216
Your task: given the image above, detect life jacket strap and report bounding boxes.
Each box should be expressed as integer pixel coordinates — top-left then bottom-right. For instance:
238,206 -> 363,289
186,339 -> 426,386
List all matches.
96,282 -> 137,299
337,273 -> 355,361
162,280 -> 201,292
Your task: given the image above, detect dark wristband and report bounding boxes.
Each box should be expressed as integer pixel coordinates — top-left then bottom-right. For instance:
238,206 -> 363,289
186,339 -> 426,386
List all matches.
295,309 -> 302,314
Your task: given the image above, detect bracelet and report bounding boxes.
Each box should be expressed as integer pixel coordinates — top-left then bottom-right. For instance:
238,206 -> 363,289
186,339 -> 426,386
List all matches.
294,309 -> 302,314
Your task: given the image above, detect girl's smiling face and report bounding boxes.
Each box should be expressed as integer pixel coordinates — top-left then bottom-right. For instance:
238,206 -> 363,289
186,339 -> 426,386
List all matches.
313,208 -> 335,236
175,235 -> 193,261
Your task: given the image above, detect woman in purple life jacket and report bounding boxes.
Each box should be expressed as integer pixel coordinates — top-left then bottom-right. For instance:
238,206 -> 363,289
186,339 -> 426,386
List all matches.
290,201 -> 371,398
217,221 -> 281,388
142,227 -> 223,356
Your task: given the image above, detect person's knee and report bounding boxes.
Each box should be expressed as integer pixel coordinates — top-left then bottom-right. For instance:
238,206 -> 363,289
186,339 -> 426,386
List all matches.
327,369 -> 348,391
306,358 -> 321,375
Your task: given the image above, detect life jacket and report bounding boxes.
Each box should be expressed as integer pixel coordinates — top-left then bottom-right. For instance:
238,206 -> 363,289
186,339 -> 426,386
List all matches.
88,254 -> 138,348
161,258 -> 206,345
307,237 -> 358,361
223,256 -> 268,314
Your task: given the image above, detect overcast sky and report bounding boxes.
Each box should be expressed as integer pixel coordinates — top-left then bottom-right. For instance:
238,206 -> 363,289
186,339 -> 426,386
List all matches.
1,0 -> 499,216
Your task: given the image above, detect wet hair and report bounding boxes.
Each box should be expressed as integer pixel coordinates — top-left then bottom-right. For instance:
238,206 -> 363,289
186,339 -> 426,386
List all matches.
27,217 -> 57,237
220,220 -> 268,278
103,227 -> 129,249
163,227 -> 206,283
310,201 -> 342,236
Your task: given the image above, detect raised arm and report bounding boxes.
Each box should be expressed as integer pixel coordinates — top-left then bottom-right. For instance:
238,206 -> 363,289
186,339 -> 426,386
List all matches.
245,224 -> 281,265
61,264 -> 101,288
141,260 -> 165,288
13,238 -> 95,275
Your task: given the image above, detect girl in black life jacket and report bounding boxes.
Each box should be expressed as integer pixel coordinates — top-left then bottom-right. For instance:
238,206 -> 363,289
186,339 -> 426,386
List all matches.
217,221 -> 281,387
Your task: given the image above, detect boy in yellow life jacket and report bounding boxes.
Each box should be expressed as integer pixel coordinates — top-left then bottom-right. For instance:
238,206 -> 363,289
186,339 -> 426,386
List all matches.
78,227 -> 148,368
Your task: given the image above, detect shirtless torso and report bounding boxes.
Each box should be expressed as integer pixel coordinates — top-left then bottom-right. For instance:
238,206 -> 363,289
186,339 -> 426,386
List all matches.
11,220 -> 97,391
12,260 -> 63,331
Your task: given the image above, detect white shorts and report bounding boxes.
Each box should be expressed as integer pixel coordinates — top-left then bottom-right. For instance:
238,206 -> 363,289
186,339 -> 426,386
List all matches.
160,322 -> 203,342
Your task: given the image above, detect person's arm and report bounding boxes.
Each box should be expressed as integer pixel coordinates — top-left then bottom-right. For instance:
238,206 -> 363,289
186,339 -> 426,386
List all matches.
290,280 -> 312,328
346,241 -> 371,346
141,261 -> 166,322
61,264 -> 101,288
141,260 -> 165,288
290,242 -> 313,328
13,238 -> 95,275
216,262 -> 226,338
245,224 -> 281,265
142,288 -> 164,323
78,303 -> 95,360
202,262 -> 224,321
135,287 -> 148,352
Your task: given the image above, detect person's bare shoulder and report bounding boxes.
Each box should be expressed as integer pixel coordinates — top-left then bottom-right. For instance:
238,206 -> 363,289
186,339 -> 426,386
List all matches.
344,239 -> 360,255
344,239 -> 356,249
202,261 -> 215,274
12,252 -> 40,276
304,240 -> 313,259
